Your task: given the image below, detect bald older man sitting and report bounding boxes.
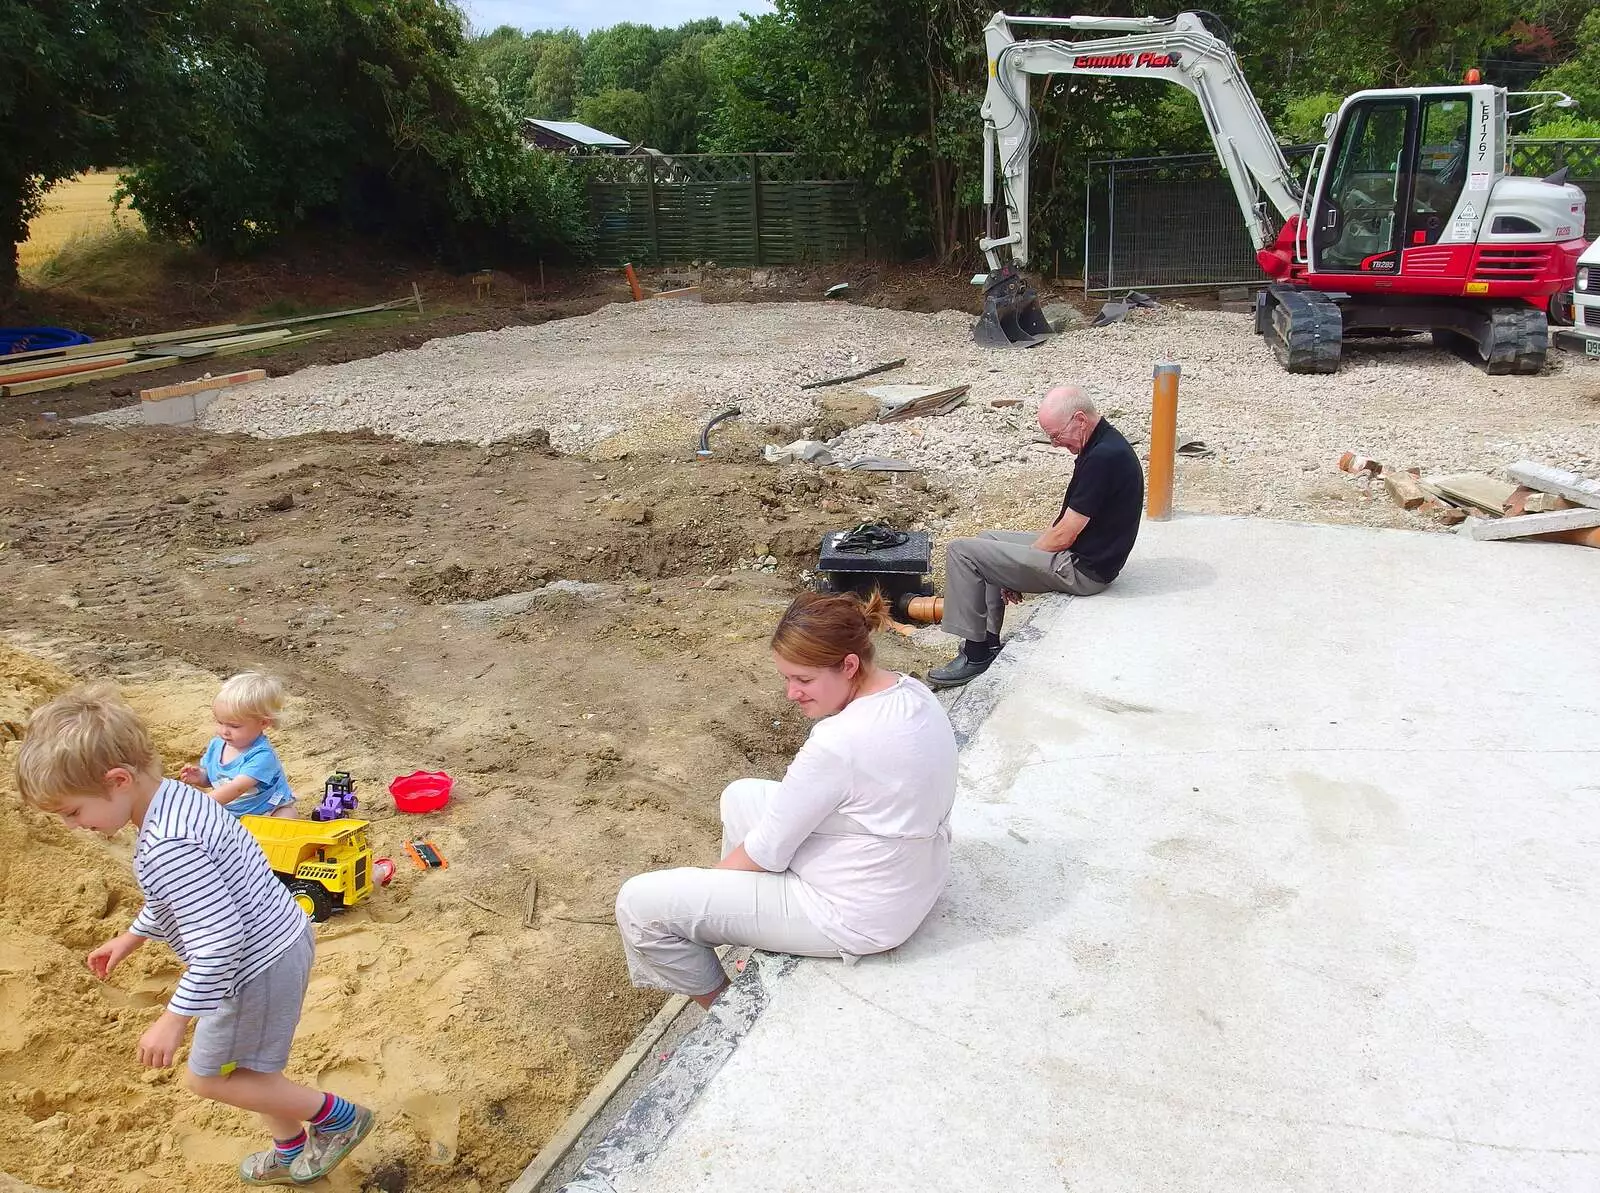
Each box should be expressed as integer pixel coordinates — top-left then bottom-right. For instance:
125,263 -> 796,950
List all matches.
928,387 -> 1144,689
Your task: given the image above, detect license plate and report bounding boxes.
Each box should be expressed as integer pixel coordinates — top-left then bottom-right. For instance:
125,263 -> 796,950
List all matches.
1587,338 -> 1600,359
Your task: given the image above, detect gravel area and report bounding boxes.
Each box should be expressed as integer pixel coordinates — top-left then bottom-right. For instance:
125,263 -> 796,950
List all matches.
198,298 -> 1600,528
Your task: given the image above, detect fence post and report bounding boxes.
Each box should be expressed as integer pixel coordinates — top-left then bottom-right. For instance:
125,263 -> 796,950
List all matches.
1106,162 -> 1117,292
1147,361 -> 1180,521
645,155 -> 661,266
750,154 -> 763,267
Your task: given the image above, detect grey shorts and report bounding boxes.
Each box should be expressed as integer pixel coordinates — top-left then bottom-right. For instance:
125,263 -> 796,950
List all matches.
187,924 -> 314,1077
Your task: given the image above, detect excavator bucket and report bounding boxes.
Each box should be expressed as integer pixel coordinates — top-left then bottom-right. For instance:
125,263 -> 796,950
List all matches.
973,266 -> 1050,348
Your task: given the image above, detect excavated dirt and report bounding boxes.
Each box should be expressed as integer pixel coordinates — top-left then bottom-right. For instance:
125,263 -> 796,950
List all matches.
193,299 -> 1600,535
0,421 -> 952,1193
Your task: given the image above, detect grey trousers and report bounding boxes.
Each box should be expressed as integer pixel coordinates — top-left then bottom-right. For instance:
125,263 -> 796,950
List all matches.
942,530 -> 1109,644
614,779 -> 845,997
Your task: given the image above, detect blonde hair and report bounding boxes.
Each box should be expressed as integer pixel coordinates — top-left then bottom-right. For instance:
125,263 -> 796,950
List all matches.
15,683 -> 161,810
214,672 -> 285,723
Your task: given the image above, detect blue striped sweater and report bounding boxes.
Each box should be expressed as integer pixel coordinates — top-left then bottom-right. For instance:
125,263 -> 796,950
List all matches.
129,780 -> 308,1015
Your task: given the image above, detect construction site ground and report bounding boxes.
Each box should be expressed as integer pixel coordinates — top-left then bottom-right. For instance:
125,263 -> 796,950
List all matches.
2,264 -> 1598,1193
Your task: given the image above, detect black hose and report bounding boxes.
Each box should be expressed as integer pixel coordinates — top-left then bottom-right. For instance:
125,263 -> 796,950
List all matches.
697,406 -> 742,456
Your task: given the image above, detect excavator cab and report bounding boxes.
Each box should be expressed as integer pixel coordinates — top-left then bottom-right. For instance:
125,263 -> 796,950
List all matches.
1308,88 -> 1520,276
1295,85 -> 1586,371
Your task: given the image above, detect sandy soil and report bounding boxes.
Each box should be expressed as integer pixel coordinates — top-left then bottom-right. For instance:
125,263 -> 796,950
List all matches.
0,418 -> 949,1193
6,268 -> 1597,1193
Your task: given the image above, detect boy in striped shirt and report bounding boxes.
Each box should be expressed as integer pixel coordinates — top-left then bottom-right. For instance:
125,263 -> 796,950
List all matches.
16,684 -> 374,1186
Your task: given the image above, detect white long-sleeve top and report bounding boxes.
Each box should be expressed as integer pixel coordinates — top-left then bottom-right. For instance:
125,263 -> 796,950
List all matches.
744,674 -> 958,954
129,779 -> 308,1015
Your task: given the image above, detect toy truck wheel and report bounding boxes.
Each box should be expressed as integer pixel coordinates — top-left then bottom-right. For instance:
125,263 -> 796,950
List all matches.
287,879 -> 334,922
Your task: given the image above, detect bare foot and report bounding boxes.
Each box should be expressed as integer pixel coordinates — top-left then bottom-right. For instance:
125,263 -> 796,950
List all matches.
691,980 -> 728,1011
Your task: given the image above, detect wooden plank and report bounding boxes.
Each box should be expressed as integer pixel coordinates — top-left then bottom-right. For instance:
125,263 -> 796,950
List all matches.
0,354 -> 135,384
1423,472 -> 1518,515
1505,460 -> 1600,510
1458,507 -> 1600,540
0,329 -> 325,397
0,297 -> 410,369
0,323 -> 242,367
2,354 -> 182,396
209,329 -> 327,357
505,993 -> 690,1193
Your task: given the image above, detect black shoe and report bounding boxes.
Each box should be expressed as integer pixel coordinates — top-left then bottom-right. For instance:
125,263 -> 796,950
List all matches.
927,652 -> 993,689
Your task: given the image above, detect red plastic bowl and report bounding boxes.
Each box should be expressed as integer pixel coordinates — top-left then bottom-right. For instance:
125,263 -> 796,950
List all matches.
389,771 -> 453,813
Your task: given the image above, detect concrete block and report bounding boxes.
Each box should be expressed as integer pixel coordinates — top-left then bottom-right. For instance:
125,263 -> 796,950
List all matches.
1220,300 -> 1256,314
139,368 -> 266,404
141,393 -> 197,426
192,387 -> 225,418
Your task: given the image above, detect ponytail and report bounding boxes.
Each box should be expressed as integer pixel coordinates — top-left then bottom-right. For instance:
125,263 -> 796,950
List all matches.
771,589 -> 889,670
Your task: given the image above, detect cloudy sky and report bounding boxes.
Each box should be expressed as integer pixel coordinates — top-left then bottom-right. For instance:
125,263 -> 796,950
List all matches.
460,1 -> 775,35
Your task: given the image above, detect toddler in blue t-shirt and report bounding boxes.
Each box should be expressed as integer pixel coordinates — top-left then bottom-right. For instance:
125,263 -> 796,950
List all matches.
180,672 -> 297,818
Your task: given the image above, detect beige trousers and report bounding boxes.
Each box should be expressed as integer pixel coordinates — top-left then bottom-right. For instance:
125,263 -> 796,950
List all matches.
614,779 -> 844,997
941,530 -> 1109,644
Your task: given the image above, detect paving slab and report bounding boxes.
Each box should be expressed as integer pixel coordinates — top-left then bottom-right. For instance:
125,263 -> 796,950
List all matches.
551,515 -> 1600,1193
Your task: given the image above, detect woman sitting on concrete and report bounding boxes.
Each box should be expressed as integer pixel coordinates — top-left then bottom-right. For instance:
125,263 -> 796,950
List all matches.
615,590 -> 958,1007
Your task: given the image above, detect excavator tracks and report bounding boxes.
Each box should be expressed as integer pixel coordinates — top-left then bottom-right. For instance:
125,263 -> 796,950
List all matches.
1259,287 -> 1343,374
1449,304 -> 1549,376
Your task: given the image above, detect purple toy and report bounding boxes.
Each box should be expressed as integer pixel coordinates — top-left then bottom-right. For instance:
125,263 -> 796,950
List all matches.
312,772 -> 359,822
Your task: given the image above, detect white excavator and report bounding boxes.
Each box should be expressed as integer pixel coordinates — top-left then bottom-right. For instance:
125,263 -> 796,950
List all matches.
976,11 -> 1589,373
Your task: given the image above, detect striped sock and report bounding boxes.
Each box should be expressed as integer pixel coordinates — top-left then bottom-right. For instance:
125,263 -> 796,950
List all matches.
311,1093 -> 357,1134
274,1131 -> 307,1163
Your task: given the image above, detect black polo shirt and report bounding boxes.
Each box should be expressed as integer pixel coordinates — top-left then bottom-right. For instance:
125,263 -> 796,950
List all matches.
1055,418 -> 1144,582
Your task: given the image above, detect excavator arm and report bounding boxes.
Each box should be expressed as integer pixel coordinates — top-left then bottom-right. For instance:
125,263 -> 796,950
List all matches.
981,11 -> 1301,269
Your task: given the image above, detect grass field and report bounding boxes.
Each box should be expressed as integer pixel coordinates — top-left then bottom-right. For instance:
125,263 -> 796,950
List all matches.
20,171 -> 137,272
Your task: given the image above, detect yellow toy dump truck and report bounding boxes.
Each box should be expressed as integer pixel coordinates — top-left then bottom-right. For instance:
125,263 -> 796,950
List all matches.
241,815 -> 375,922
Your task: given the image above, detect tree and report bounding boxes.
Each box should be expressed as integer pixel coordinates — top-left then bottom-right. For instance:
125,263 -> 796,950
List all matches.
582,23 -> 664,96
530,33 -> 584,119
576,89 -> 652,145
119,0 -> 591,261
1531,8 -> 1600,122
700,17 -> 803,153
646,35 -> 718,153
0,0 -> 192,300
470,26 -> 541,113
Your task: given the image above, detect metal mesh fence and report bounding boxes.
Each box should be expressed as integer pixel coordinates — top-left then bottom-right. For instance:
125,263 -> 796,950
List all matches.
1084,148 -> 1314,293
1085,139 -> 1600,294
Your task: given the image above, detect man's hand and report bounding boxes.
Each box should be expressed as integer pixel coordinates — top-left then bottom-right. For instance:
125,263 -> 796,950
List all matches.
179,764 -> 206,787
137,1011 -> 191,1068
1001,588 -> 1023,605
87,932 -> 146,980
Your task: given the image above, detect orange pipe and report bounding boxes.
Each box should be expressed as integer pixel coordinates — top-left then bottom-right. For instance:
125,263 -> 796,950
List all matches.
0,355 -> 132,384
904,596 -> 944,624
1146,361 -> 1180,521
1534,526 -> 1600,549
623,263 -> 644,302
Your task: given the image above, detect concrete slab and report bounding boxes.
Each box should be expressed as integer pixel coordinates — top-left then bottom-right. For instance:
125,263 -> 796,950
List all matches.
554,515 -> 1600,1193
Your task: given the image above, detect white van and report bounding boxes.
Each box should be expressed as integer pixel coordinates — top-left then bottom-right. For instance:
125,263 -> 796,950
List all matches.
1554,239 -> 1600,357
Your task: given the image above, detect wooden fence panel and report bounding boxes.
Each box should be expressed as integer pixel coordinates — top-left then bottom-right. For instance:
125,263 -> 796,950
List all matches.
576,154 -> 863,267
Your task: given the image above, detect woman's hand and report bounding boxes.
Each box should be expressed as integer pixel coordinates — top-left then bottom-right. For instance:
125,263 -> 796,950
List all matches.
715,843 -> 770,873
87,931 -> 146,980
